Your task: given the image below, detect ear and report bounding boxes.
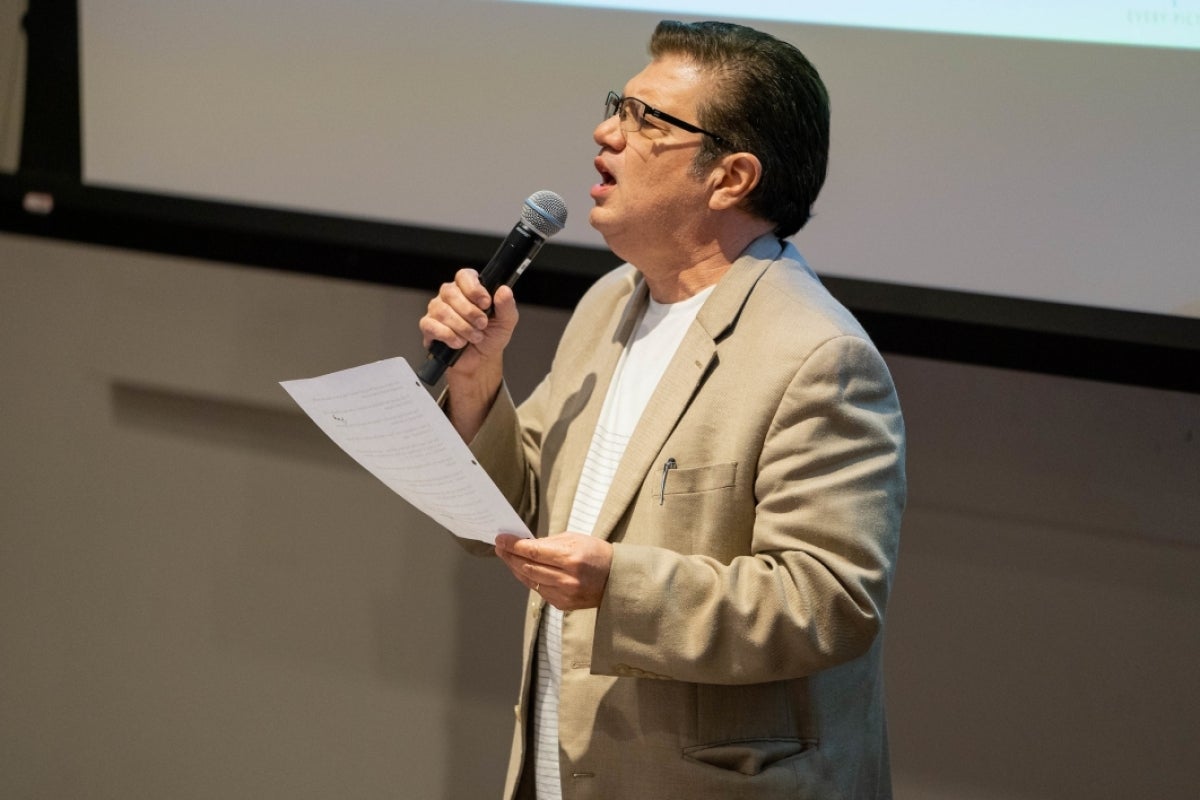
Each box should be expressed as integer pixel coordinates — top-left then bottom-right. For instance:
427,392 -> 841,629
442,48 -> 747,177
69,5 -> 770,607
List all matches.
707,152 -> 763,212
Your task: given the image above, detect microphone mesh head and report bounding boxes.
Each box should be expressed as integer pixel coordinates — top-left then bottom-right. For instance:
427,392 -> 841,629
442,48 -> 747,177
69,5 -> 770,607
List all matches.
522,190 -> 568,239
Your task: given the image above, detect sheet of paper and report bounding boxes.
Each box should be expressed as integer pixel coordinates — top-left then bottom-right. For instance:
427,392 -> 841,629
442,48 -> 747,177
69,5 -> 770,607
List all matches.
280,357 -> 530,543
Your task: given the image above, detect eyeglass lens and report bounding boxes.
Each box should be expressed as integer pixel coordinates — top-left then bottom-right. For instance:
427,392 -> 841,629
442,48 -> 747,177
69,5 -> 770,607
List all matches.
605,93 -> 641,132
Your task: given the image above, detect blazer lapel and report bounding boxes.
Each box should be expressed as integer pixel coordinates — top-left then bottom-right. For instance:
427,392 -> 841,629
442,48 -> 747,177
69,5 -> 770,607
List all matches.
588,236 -> 783,542
545,276 -> 647,537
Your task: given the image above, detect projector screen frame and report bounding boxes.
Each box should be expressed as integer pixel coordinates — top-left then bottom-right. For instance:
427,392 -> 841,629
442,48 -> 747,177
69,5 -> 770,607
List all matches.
4,171 -> 1196,394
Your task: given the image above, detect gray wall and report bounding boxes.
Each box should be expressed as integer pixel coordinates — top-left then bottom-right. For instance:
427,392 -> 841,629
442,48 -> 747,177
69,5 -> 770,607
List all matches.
0,0 -> 25,173
2,232 -> 1197,799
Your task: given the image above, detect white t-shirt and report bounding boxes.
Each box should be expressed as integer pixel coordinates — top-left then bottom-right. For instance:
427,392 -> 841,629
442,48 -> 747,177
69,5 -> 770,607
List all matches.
533,286 -> 714,799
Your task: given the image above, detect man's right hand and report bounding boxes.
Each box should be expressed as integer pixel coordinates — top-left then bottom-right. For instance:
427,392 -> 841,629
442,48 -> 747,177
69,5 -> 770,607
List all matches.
418,268 -> 519,439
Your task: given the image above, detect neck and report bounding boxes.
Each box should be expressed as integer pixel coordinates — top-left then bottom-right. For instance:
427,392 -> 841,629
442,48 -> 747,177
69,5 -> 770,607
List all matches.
642,253 -> 731,303
639,222 -> 775,304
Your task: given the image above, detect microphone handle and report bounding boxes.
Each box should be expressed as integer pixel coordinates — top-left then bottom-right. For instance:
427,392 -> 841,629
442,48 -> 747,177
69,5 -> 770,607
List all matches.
417,223 -> 546,385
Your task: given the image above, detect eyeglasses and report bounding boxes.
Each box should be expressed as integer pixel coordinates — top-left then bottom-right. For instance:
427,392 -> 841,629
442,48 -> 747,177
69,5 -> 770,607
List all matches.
604,91 -> 733,150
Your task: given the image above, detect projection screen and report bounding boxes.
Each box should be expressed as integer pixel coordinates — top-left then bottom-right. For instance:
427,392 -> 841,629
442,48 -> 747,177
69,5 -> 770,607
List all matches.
3,0 -> 1196,389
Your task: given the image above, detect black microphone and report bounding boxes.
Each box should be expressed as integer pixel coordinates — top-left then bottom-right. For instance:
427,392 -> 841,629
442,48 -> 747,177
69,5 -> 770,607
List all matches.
417,190 -> 568,385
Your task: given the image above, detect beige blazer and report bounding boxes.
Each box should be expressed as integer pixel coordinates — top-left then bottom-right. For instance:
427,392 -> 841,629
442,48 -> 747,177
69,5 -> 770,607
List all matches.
465,235 -> 906,799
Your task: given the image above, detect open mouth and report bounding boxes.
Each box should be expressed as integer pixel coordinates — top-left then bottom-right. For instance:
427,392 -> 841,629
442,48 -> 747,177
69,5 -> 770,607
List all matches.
595,158 -> 616,186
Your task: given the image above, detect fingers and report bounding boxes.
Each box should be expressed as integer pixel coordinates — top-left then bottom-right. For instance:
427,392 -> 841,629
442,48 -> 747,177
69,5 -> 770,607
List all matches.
494,539 -> 540,592
418,270 -> 520,361
495,535 -> 547,584
454,268 -> 495,310
419,269 -> 489,350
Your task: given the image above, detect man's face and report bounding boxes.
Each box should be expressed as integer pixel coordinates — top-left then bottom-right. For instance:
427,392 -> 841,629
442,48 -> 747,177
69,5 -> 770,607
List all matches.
589,55 -> 717,264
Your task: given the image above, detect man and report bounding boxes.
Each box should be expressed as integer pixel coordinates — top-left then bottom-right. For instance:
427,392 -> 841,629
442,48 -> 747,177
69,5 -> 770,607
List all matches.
419,20 -> 905,800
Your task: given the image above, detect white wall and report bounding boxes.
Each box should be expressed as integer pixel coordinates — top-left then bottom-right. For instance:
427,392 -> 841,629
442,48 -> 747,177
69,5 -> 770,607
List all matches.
2,231 -> 1197,799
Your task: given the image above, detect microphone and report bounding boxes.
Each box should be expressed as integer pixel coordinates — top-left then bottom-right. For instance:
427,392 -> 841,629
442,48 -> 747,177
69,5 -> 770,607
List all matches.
417,190 -> 568,385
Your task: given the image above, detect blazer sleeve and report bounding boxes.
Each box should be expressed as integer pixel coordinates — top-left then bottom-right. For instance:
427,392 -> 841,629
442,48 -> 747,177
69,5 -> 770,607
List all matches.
445,376 -> 550,560
590,334 -> 906,685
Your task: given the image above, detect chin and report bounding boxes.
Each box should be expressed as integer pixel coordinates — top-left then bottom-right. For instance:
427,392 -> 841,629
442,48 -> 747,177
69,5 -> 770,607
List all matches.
588,207 -> 616,237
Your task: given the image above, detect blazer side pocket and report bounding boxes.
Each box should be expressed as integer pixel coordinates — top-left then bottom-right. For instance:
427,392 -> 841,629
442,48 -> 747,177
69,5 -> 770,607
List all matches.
682,737 -> 813,776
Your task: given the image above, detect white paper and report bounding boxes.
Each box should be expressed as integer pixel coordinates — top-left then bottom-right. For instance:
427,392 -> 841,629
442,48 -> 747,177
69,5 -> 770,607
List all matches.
280,357 -> 530,543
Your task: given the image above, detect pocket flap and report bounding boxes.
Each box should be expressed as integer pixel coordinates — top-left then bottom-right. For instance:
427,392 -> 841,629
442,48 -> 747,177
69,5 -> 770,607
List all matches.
683,738 -> 811,775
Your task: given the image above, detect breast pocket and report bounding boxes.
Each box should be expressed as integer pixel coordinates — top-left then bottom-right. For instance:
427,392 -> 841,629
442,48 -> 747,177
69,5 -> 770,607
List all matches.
655,460 -> 738,501
648,461 -> 748,558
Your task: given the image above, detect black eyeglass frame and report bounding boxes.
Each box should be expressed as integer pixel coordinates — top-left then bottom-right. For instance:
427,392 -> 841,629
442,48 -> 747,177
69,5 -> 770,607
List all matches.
605,91 -> 734,151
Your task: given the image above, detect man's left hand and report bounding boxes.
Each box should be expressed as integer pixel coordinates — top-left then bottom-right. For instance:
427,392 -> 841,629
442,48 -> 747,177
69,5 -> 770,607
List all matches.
495,533 -> 612,611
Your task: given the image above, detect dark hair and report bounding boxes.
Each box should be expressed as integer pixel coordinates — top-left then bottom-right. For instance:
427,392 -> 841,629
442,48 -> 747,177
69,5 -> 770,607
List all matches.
649,20 -> 830,237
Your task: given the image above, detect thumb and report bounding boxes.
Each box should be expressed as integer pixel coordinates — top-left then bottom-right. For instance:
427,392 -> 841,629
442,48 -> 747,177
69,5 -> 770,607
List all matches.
491,286 -> 519,331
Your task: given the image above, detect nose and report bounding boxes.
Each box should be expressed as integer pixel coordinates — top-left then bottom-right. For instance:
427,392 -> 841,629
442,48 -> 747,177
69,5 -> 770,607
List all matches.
594,114 -> 625,150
